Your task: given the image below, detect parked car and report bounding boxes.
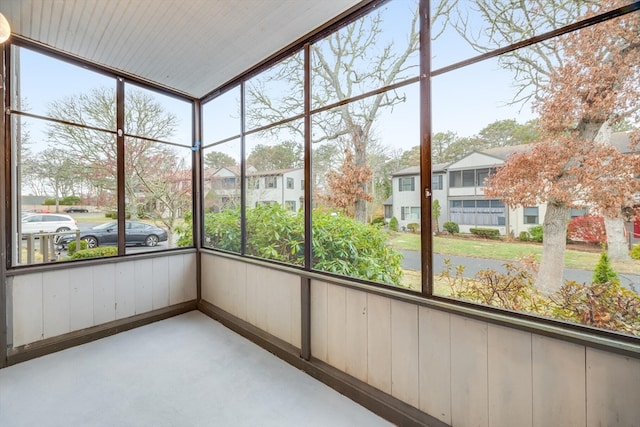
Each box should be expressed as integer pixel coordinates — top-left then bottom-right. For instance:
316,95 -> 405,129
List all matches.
63,207 -> 89,213
21,213 -> 79,234
55,220 -> 168,249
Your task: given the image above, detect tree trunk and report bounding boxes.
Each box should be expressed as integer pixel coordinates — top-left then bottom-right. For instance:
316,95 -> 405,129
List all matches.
535,202 -> 570,294
353,126 -> 368,224
604,216 -> 631,261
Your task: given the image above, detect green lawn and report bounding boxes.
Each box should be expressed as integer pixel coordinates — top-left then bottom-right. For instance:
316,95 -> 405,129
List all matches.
389,232 -> 640,275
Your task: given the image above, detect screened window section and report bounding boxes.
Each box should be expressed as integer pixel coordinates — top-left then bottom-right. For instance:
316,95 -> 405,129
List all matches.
201,0 -> 420,289
9,46 -> 118,265
432,1 -> 640,338
123,83 -> 194,253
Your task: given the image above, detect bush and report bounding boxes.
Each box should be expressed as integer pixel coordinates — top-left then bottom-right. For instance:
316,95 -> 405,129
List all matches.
407,223 -> 420,233
443,221 -> 459,234
61,196 -> 81,206
631,244 -> 640,260
105,211 -> 131,219
440,256 -> 640,336
370,216 -> 385,227
592,250 -> 619,284
43,198 -> 56,206
197,204 -> 403,286
567,215 -> 605,244
67,239 -> 88,255
528,225 -> 543,242
519,231 -> 531,242
70,246 -> 118,259
469,228 -> 500,239
389,216 -> 399,232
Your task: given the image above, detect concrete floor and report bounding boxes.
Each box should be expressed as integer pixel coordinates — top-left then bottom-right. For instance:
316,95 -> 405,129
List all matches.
0,311 -> 393,427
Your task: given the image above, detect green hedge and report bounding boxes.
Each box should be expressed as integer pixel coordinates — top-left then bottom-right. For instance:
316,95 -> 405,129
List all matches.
70,246 -> 118,259
469,228 -> 500,239
189,204 -> 403,287
67,239 -> 88,255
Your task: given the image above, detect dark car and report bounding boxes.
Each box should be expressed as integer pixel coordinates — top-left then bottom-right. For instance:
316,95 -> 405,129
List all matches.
56,220 -> 168,249
63,207 -> 89,213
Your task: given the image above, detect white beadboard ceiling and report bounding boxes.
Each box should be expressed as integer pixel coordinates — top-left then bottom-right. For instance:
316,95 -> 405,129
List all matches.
1,0 -> 364,99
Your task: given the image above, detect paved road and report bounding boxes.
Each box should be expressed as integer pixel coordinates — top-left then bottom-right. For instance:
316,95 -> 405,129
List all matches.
401,250 -> 640,295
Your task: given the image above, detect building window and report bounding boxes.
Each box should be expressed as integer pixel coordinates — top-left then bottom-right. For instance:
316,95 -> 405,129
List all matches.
476,168 -> 490,186
524,207 -> 539,224
286,177 -> 294,189
450,169 -> 495,188
450,199 -> 505,226
265,176 -> 278,189
401,206 -> 420,221
432,174 -> 443,190
285,200 -> 296,211
398,176 -> 415,192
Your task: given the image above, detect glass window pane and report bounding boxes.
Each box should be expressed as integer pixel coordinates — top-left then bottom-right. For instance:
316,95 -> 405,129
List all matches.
11,46 -> 116,130
125,83 -> 193,147
433,13 -> 640,338
203,86 -> 241,144
312,82 -> 419,289
124,138 -> 192,253
245,123 -> 304,265
202,140 -> 241,253
12,115 -> 118,265
431,0 -> 626,70
245,52 -> 304,130
311,0 -> 419,109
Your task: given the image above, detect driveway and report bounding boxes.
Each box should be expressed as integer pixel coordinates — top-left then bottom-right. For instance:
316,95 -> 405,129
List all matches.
401,250 -> 640,295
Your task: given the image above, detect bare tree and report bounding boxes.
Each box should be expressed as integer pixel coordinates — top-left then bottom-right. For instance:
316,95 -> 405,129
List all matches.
246,5 -> 424,222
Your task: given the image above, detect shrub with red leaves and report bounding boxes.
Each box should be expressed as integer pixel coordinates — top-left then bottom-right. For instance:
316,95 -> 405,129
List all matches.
567,215 -> 606,244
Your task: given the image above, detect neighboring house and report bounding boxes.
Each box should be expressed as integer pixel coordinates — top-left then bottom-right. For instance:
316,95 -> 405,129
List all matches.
390,131 -> 635,237
203,166 -> 304,212
446,146 -> 522,235
389,163 -> 448,231
246,168 -> 305,211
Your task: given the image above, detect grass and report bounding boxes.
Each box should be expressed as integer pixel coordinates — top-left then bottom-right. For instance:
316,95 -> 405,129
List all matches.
389,232 -> 640,275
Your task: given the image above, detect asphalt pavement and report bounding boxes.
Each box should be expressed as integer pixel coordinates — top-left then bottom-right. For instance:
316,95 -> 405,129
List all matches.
401,250 -> 640,295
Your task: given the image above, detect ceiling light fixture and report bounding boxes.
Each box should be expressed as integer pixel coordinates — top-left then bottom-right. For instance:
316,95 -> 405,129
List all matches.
0,13 -> 11,43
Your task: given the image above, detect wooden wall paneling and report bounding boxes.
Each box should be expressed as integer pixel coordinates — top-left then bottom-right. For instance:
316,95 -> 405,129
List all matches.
151,256 -> 170,309
418,307 -> 452,425
488,324 -> 533,427
391,300 -> 420,408
183,254 -> 197,301
168,254 -> 185,305
93,263 -> 116,325
68,267 -> 94,331
11,273 -> 44,347
327,283 -> 347,371
345,288 -> 368,382
134,258 -> 154,314
310,280 -> 328,363
265,268 -> 300,348
115,261 -> 135,319
367,293 -> 392,394
532,335 -> 586,427
43,269 -> 70,338
450,315 -> 489,427
586,347 -> 640,426
246,263 -> 266,328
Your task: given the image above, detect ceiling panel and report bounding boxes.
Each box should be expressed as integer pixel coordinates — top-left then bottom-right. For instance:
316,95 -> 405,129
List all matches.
2,0 -> 365,99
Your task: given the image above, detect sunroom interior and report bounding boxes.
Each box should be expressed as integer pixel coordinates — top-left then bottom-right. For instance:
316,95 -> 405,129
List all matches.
1,1 -> 640,426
